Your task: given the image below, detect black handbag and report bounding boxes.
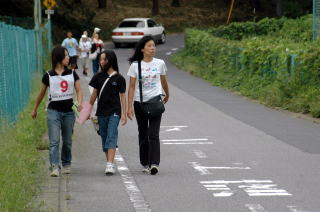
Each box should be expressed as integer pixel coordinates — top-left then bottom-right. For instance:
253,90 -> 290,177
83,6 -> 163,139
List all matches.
138,60 -> 165,117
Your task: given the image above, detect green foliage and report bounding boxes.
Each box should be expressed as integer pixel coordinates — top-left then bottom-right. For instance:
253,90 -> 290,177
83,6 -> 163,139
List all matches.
206,15 -> 312,42
206,17 -> 286,40
0,75 -> 47,212
176,15 -> 320,117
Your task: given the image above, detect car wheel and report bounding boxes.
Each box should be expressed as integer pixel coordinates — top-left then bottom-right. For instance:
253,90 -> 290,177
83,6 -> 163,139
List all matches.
159,32 -> 166,44
114,42 -> 121,48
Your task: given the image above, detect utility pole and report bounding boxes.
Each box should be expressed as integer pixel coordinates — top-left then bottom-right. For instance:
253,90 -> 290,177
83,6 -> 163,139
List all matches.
34,0 -> 42,71
34,0 -> 39,29
43,0 -> 56,51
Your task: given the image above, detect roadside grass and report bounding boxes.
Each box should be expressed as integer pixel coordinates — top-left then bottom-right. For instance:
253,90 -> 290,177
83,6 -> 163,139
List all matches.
171,49 -> 320,118
0,74 -> 48,212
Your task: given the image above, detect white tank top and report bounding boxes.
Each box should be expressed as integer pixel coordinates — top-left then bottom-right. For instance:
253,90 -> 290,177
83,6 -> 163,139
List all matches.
48,70 -> 75,102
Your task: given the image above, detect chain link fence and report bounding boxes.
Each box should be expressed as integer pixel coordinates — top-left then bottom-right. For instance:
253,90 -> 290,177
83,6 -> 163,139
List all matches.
0,18 -> 51,130
313,0 -> 320,40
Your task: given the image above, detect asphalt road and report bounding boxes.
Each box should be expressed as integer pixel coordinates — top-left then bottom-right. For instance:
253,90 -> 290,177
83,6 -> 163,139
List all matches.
66,34 -> 320,212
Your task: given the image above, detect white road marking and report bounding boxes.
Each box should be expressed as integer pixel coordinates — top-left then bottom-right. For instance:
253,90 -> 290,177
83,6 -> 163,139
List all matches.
200,180 -> 291,197
165,52 -> 172,55
287,205 -> 309,212
115,152 -> 151,212
201,180 -> 273,184
190,162 -> 250,175
171,48 -> 178,51
245,204 -> 268,212
204,185 -> 231,191
160,126 -> 188,132
160,126 -> 188,128
161,138 -> 208,142
193,150 -> 208,158
239,184 -> 292,197
163,142 -> 213,145
213,192 -> 234,197
165,128 -> 182,132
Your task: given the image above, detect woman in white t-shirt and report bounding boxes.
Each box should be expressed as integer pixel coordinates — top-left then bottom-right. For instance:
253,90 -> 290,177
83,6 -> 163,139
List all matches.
127,36 -> 170,175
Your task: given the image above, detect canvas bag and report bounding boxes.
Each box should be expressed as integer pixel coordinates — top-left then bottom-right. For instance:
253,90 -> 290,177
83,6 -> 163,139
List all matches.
138,60 -> 165,117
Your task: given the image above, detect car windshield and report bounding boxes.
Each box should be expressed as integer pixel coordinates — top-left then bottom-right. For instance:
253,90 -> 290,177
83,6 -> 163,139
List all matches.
118,21 -> 145,28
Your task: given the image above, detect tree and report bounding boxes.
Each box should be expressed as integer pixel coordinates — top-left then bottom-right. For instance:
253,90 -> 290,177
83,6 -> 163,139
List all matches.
171,0 -> 181,7
249,0 -> 261,11
275,0 -> 282,16
98,0 -> 107,9
152,0 -> 159,16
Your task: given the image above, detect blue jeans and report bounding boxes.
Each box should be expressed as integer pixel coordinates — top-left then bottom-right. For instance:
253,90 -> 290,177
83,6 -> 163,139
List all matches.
98,114 -> 120,152
92,58 -> 99,74
47,109 -> 75,167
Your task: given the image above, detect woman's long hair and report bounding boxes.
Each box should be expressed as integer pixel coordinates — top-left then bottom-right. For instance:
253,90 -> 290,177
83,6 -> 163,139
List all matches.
99,50 -> 119,73
128,36 -> 155,64
52,46 -> 68,69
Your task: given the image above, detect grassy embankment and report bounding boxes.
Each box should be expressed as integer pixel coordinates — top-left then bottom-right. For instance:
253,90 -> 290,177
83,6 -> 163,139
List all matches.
0,74 -> 48,212
171,15 -> 320,118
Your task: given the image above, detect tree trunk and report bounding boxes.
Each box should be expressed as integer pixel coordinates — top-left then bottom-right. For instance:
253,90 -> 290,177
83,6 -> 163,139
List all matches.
152,0 -> 159,16
171,0 -> 181,7
98,0 -> 107,9
275,0 -> 282,17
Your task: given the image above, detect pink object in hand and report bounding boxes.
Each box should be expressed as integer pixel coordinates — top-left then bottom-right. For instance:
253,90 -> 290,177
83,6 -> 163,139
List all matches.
77,101 -> 93,125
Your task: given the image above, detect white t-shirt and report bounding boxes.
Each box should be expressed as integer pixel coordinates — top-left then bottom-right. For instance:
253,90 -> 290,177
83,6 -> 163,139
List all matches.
127,58 -> 167,102
79,40 -> 91,58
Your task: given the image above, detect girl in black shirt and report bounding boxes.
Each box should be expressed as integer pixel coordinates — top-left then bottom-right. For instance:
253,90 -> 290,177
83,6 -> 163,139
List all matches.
89,50 -> 127,175
32,46 -> 83,177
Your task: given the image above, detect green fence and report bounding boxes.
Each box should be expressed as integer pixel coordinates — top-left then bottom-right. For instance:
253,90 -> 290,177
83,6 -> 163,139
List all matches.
313,0 -> 320,40
0,20 -> 51,127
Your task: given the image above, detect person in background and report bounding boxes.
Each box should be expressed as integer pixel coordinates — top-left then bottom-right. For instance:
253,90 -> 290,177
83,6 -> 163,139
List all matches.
82,30 -> 92,43
78,34 -> 91,76
32,46 -> 83,177
91,33 -> 104,75
62,31 -> 79,70
127,36 -> 170,175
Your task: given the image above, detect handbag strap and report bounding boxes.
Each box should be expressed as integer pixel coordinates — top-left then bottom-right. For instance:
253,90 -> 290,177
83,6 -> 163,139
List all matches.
99,71 -> 117,99
138,60 -> 143,103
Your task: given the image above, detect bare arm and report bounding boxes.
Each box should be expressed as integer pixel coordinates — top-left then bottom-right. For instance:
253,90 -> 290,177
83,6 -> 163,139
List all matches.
31,83 -> 47,119
74,80 -> 83,111
89,88 -> 98,106
127,77 -> 136,120
160,75 -> 170,104
120,92 -> 127,125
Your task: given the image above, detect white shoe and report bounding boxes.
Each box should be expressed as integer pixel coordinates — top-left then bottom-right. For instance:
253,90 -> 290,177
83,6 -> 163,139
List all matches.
105,163 -> 115,175
150,165 -> 159,175
62,166 -> 71,174
142,166 -> 150,173
50,165 -> 60,177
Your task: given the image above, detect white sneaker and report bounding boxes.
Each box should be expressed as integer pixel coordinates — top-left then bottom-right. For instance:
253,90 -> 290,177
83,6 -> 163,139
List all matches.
62,166 -> 71,174
105,163 -> 115,175
50,165 -> 60,177
142,166 -> 150,173
150,165 -> 159,175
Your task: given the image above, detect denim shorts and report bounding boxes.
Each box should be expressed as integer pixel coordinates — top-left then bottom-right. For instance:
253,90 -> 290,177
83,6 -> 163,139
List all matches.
98,113 -> 120,152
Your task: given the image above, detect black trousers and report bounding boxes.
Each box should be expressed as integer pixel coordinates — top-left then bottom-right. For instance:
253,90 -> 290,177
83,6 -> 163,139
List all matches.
134,101 -> 162,166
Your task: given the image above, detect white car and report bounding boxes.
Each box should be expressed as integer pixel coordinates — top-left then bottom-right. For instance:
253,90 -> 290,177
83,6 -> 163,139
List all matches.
112,18 -> 166,48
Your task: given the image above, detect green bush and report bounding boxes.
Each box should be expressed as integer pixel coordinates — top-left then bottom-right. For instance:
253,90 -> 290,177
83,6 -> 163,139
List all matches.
176,15 -> 320,117
206,15 -> 312,42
